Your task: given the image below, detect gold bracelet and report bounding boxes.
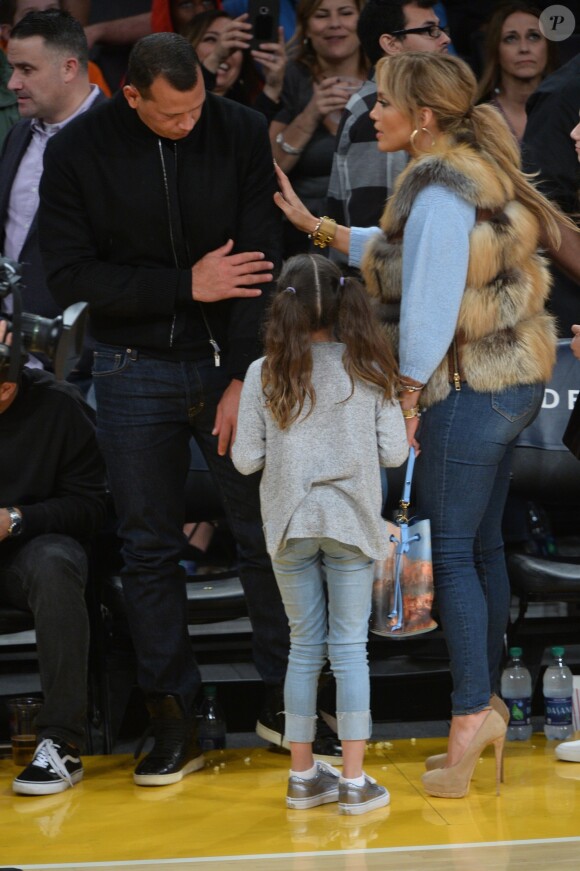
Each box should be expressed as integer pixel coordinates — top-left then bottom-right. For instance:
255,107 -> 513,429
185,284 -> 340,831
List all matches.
401,406 -> 421,419
397,384 -> 424,397
308,216 -> 337,249
309,218 -> 323,238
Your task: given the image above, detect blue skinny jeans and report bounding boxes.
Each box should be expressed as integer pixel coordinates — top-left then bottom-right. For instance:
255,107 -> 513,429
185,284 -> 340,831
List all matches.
415,382 -> 543,715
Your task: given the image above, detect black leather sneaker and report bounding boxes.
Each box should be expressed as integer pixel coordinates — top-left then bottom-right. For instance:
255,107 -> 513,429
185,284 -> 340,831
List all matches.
134,694 -> 204,786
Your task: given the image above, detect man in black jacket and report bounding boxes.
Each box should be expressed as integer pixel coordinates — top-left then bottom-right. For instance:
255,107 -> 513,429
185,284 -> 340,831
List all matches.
38,32 -> 297,787
0,322 -> 107,796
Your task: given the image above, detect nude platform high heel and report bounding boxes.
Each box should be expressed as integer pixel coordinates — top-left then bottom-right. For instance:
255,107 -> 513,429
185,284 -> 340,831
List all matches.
424,694 -> 509,773
421,708 -> 507,799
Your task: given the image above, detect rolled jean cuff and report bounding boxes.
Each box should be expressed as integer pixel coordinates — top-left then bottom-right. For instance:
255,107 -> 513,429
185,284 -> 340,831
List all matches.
452,702 -> 491,717
285,713 -> 317,743
337,711 -> 372,741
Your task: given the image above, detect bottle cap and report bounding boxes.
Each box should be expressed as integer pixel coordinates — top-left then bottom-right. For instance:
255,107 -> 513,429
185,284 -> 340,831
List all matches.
551,646 -> 565,657
204,684 -> 217,698
509,647 -> 523,657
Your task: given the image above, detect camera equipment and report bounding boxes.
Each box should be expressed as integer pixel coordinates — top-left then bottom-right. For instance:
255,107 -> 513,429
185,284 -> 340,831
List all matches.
0,255 -> 88,382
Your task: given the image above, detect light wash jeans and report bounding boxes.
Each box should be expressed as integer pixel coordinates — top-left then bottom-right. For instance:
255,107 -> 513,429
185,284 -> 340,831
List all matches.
272,537 -> 374,742
416,382 -> 544,715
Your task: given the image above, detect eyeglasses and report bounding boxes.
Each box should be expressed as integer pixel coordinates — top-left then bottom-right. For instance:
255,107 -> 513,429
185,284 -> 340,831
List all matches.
391,24 -> 450,39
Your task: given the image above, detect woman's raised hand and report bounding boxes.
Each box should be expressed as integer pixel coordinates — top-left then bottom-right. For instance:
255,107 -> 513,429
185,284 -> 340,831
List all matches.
273,163 -> 317,234
312,77 -> 355,119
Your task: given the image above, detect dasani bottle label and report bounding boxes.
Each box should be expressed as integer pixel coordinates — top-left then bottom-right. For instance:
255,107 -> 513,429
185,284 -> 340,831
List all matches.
545,697 -> 573,725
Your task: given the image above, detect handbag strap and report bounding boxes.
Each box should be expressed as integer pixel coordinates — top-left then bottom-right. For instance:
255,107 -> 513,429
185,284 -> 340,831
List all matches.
397,447 -> 416,523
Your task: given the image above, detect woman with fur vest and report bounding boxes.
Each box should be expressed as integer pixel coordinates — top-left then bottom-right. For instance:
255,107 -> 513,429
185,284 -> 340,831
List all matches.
274,51 -> 577,800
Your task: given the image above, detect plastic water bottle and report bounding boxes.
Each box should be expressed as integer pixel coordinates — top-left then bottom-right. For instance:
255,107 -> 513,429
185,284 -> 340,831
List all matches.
199,685 -> 227,750
543,647 -> 574,740
501,647 -> 533,740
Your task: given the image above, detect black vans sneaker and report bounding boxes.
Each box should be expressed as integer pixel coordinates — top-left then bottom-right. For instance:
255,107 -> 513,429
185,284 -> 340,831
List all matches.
13,738 -> 83,796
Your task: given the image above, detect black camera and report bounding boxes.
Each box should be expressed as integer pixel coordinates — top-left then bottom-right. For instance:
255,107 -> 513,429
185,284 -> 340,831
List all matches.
0,256 -> 88,381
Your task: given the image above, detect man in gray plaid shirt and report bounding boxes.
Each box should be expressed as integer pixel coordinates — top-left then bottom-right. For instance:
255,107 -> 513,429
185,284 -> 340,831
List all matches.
326,0 -> 450,267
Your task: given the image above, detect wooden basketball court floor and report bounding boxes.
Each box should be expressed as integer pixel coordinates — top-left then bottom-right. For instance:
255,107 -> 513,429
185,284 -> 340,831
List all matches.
0,733 -> 579,871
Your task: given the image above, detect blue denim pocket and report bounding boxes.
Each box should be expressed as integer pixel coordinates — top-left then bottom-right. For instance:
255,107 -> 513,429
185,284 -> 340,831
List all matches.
92,347 -> 130,378
491,383 -> 543,423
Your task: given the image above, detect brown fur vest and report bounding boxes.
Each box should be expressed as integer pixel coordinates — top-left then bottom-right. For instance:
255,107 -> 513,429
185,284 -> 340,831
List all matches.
361,141 -> 557,408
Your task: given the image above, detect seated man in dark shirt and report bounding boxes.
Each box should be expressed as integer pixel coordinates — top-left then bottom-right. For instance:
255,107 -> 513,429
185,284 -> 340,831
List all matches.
0,321 -> 107,796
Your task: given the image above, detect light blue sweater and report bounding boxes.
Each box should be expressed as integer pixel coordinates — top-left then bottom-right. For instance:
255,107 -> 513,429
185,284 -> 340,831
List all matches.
349,184 -> 475,385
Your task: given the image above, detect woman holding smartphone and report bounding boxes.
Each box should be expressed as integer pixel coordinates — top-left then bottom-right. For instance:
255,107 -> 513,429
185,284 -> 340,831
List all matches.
270,0 -> 368,257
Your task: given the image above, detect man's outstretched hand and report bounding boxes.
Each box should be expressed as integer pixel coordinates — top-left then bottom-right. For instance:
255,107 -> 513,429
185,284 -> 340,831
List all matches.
191,239 -> 273,302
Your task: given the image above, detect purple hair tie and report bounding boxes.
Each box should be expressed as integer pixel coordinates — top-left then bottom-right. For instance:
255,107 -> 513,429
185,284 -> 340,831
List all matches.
284,286 -> 296,294
339,276 -> 345,286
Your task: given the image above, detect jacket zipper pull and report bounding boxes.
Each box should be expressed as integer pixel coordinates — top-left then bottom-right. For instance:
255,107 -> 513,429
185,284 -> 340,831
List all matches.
452,340 -> 462,392
209,339 -> 221,367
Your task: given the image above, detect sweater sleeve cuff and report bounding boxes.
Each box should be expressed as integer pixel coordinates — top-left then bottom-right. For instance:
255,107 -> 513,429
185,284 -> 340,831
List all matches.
400,367 -> 433,386
349,226 -> 379,269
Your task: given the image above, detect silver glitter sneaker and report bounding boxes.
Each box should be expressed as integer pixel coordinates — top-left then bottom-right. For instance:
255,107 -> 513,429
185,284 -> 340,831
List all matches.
286,761 -> 341,809
338,773 -> 390,815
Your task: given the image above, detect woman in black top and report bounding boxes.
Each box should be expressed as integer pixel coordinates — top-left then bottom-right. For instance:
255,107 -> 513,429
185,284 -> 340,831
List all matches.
270,0 -> 368,256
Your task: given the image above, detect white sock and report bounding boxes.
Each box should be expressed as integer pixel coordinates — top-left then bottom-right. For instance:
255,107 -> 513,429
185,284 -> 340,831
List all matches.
290,763 -> 318,780
340,773 -> 365,787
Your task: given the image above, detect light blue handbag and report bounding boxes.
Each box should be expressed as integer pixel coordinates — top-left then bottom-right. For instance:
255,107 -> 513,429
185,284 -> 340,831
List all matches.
370,447 -> 438,639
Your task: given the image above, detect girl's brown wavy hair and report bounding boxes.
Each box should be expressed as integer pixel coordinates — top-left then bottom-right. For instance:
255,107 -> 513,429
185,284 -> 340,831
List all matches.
261,254 -> 399,430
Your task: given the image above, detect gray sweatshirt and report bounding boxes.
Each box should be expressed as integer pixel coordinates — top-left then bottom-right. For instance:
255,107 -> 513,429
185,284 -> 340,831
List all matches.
232,342 -> 409,559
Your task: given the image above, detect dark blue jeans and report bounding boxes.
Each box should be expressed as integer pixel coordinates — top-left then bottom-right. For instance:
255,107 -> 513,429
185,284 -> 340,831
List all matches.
0,535 -> 89,748
92,346 -> 289,713
415,383 -> 543,715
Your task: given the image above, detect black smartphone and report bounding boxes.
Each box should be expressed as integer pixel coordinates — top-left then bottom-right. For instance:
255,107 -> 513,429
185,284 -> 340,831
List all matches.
248,0 -> 280,49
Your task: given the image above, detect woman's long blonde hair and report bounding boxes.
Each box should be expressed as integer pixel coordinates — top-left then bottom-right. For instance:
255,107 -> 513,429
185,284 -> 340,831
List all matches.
262,254 -> 398,430
375,51 -> 573,249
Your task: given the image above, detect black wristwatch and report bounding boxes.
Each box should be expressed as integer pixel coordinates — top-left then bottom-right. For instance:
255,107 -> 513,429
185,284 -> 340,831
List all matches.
6,507 -> 22,537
